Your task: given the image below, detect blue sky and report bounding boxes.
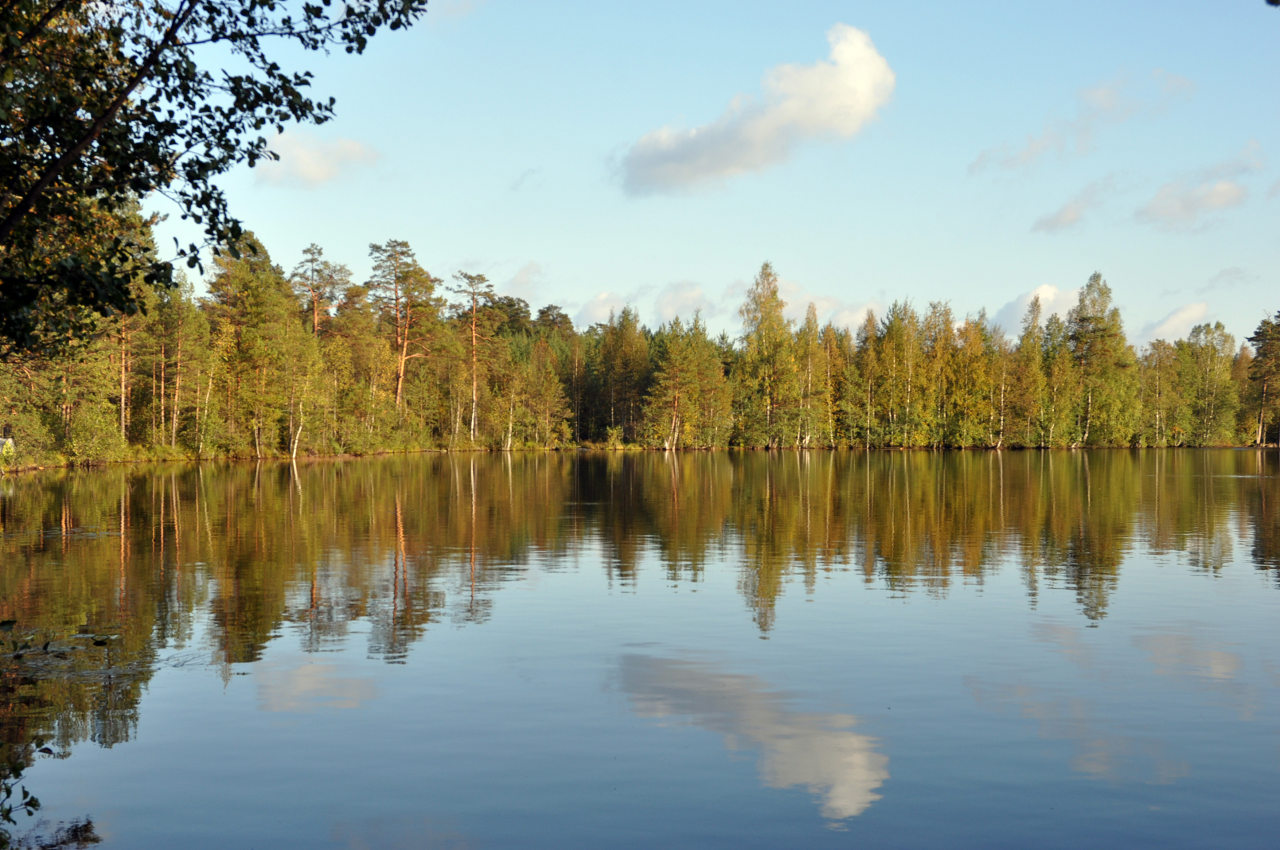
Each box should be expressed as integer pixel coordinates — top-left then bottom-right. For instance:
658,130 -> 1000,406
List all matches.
156,0 -> 1280,347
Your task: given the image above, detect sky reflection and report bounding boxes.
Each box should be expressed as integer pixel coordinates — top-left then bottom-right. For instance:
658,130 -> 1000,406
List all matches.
619,655 -> 888,821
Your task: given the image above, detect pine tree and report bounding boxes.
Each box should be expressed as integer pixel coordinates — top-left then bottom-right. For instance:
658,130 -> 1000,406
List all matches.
205,234 -> 299,457
644,316 -> 730,449
1247,311 -> 1280,444
597,307 -> 652,445
449,272 -> 497,444
368,240 -> 440,414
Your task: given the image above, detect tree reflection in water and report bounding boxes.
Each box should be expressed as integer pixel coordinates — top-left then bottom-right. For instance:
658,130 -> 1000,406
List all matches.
0,449 -> 1276,841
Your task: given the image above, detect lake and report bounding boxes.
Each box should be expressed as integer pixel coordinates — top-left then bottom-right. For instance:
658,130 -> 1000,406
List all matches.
2,450 -> 1278,848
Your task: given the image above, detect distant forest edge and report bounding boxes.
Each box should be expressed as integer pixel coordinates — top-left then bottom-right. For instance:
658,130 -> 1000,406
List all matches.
2,233 -> 1279,467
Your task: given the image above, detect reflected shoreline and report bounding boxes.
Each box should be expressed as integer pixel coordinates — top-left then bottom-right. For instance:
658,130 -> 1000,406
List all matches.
1,449 -> 1277,845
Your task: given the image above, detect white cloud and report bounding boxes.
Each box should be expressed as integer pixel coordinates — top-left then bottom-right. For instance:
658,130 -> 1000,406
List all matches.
776,278 -> 878,333
256,131 -> 379,188
502,261 -> 545,300
574,291 -> 635,328
1135,180 -> 1247,230
1136,142 -> 1264,231
970,71 -> 1193,174
1140,302 -> 1209,343
992,284 -> 1080,336
620,24 -> 894,195
1032,176 -> 1116,233
654,281 -> 718,324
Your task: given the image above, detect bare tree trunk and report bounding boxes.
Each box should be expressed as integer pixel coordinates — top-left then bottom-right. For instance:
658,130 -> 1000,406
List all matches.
159,342 -> 167,444
172,337 -> 182,448
470,293 -> 479,443
198,368 -> 214,458
996,364 -> 1007,449
505,394 -> 514,451
1081,388 -> 1092,446
1257,381 -> 1268,446
119,327 -> 129,439
395,334 -> 408,412
668,389 -> 680,451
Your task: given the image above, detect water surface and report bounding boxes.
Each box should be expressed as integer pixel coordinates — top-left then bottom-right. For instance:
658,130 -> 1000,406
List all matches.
2,450 -> 1278,847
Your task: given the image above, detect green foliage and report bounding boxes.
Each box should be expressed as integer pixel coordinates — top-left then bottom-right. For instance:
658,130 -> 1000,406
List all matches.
735,263 -> 800,447
1067,273 -> 1139,446
3,228 -> 1276,456
66,402 -> 126,462
643,316 -> 731,449
595,307 -> 652,444
1009,297 -> 1047,446
1248,311 -> 1280,444
0,0 -> 430,355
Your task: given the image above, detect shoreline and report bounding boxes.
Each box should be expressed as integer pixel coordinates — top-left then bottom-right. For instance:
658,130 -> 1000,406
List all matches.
4,442 -> 1277,478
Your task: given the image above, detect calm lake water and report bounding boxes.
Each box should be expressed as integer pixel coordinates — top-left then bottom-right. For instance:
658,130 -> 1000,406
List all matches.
2,450 -> 1279,848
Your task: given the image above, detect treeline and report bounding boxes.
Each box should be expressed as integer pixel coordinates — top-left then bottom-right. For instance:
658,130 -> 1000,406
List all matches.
2,237 -> 1279,464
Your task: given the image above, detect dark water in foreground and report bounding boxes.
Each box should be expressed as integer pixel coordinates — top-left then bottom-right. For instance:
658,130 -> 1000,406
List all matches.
1,450 -> 1278,848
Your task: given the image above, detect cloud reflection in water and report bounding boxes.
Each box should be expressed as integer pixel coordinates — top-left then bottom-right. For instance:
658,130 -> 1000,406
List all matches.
618,655 -> 888,821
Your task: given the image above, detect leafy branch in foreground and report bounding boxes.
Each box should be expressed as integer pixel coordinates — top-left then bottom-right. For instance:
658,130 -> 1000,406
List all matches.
0,0 -> 430,356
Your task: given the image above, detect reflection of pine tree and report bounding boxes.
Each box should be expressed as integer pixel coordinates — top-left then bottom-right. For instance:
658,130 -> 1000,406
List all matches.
1245,450 -> 1280,578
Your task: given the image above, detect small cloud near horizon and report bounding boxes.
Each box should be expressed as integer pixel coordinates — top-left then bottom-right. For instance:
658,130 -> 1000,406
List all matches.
502,261 -> 546,299
992,284 -> 1080,336
574,290 -> 646,328
1140,302 -> 1210,344
620,24 -> 894,195
775,276 -> 879,332
654,281 -> 720,324
255,131 -> 379,188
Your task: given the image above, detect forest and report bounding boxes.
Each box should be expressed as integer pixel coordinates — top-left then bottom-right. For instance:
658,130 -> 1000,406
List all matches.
2,228 -> 1279,468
